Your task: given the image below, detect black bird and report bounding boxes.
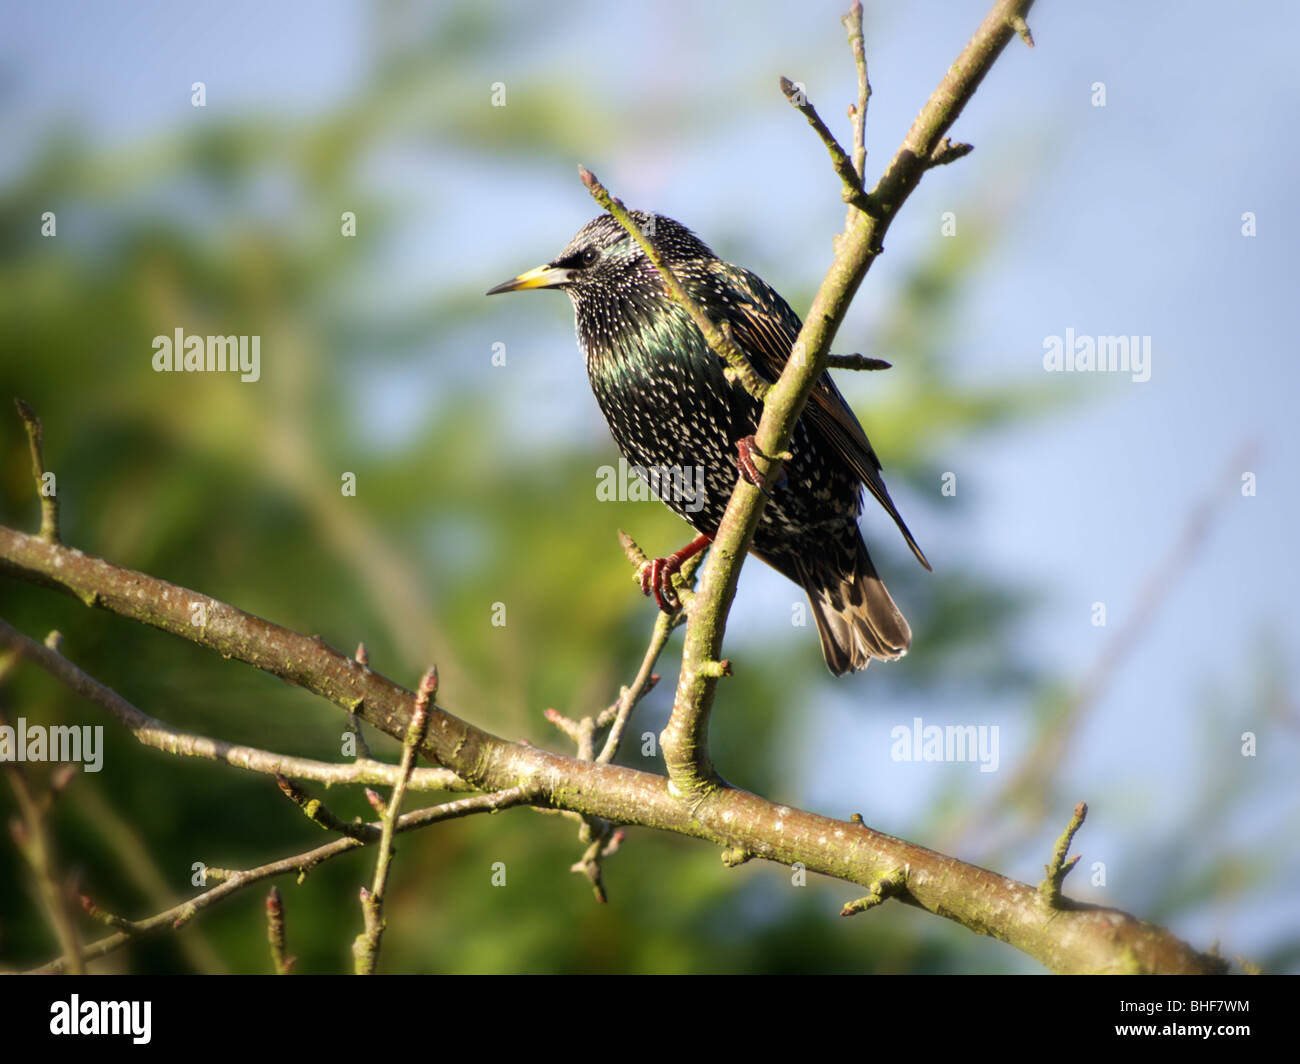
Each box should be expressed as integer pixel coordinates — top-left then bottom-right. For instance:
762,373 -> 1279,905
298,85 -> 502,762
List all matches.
488,212 -> 930,675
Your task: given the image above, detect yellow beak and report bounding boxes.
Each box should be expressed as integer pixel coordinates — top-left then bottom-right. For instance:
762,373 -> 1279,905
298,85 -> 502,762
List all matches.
485,263 -> 572,295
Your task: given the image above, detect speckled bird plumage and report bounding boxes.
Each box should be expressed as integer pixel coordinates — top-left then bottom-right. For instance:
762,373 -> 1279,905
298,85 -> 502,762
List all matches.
488,211 -> 929,674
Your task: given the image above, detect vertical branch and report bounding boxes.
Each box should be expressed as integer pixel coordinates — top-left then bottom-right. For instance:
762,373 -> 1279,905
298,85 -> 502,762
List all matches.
661,0 -> 1037,801
2,705 -> 83,973
1038,802 -> 1087,907
266,886 -> 293,974
14,399 -> 61,544
353,666 -> 436,974
843,0 -> 870,182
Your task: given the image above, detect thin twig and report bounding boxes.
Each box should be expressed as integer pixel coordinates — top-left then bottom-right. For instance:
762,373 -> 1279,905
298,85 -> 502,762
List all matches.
841,866 -> 908,916
597,612 -> 671,764
2,706 -> 83,973
29,785 -> 535,974
275,774 -> 374,840
1038,802 -> 1087,908
779,76 -> 875,215
73,780 -> 228,972
578,166 -> 771,403
545,533 -> 697,900
0,619 -> 468,793
266,886 -> 293,974
13,399 -> 60,543
842,1 -> 870,182
926,136 -> 975,169
826,353 -> 892,371
550,560 -> 691,901
354,666 -> 435,974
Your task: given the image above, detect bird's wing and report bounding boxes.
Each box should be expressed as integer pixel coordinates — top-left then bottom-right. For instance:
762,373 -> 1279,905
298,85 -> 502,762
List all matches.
714,264 -> 931,571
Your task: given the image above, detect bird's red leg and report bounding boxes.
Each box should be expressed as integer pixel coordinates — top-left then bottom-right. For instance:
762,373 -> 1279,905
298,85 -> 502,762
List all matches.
735,435 -> 787,495
640,533 -> 712,612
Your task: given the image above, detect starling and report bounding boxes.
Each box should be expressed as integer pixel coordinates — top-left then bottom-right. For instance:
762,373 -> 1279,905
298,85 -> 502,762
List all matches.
488,212 -> 930,675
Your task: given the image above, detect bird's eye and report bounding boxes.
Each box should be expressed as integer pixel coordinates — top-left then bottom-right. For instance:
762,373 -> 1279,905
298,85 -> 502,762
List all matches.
580,247 -> 599,267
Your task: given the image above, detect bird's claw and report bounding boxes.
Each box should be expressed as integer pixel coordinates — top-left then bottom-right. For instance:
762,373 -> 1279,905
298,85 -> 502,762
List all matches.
735,435 -> 786,496
639,556 -> 682,612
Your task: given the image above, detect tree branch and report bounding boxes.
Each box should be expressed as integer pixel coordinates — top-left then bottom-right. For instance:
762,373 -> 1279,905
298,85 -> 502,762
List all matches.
843,1 -> 870,185
0,618 -> 469,793
13,399 -> 60,544
27,785 -> 534,974
660,0 -> 1038,801
0,525 -> 1224,973
1039,801 -> 1086,907
778,76 -> 875,215
354,666 -> 435,973
578,166 -> 772,403
827,353 -> 891,371
2,705 -> 82,972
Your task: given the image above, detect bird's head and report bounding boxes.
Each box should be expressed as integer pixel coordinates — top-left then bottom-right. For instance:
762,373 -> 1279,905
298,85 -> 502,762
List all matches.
486,212 -> 713,299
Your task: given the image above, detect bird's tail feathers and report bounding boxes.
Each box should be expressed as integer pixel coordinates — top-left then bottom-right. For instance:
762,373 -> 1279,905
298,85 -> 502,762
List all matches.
799,536 -> 911,676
